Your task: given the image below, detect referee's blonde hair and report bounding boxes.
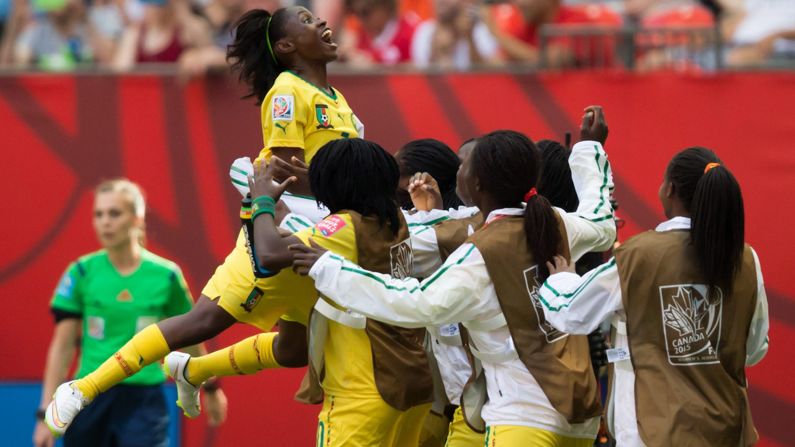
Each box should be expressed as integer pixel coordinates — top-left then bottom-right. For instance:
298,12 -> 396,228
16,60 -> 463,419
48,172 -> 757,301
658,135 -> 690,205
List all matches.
95,178 -> 147,245
95,178 -> 146,218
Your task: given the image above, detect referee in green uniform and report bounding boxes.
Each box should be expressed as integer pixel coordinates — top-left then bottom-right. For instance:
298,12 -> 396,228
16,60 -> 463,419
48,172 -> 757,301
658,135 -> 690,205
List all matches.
33,179 -> 227,447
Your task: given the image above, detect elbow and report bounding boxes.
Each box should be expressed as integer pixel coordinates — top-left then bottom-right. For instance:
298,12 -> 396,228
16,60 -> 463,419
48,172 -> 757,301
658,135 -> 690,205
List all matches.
258,250 -> 290,273
595,225 -> 617,252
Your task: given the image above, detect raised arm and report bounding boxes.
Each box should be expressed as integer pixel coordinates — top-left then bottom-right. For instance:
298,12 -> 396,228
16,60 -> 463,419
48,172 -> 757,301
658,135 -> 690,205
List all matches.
248,158 -> 303,272
559,106 -> 616,261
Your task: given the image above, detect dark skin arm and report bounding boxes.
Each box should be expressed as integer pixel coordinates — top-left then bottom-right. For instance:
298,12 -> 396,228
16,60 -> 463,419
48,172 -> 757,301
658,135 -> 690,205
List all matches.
291,239 -> 329,276
270,148 -> 312,196
248,158 -> 303,272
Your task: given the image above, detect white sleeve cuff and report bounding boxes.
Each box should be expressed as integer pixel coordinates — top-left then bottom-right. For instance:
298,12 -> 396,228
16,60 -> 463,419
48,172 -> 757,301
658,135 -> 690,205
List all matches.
308,250 -> 341,282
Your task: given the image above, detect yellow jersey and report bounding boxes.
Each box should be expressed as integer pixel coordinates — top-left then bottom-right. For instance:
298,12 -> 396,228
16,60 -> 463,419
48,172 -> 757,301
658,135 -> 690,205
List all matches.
290,214 -> 379,399
257,70 -> 363,165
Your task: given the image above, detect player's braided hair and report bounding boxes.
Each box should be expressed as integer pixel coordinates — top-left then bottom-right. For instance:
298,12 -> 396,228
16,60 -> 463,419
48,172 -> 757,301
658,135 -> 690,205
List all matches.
396,139 -> 463,210
666,147 -> 745,294
227,8 -> 289,104
472,130 -> 562,280
310,139 -> 401,236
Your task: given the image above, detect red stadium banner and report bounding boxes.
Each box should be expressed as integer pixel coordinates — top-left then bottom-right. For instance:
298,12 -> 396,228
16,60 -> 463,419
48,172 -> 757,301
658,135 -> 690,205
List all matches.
1,71 -> 793,446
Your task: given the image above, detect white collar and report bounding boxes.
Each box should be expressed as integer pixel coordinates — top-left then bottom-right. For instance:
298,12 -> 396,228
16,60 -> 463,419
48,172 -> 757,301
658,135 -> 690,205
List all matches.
485,207 -> 524,223
655,216 -> 691,232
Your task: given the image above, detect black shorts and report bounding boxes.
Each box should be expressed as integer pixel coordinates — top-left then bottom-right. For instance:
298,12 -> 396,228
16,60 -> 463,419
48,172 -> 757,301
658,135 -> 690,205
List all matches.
63,384 -> 169,447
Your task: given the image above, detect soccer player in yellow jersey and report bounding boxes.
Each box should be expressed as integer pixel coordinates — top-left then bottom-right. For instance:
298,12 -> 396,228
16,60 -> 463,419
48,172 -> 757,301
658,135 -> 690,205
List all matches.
44,5 -> 366,437
242,139 -> 432,446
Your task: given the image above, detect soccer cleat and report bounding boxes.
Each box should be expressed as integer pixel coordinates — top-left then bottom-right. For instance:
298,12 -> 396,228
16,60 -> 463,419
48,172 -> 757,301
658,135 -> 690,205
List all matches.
44,381 -> 90,437
164,351 -> 201,418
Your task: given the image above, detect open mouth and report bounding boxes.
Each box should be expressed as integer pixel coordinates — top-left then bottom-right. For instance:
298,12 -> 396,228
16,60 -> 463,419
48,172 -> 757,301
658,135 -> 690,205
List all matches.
321,28 -> 334,44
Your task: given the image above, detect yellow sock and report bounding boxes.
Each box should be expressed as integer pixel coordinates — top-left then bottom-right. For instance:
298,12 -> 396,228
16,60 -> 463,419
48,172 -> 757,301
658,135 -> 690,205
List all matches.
74,324 -> 170,400
186,332 -> 280,385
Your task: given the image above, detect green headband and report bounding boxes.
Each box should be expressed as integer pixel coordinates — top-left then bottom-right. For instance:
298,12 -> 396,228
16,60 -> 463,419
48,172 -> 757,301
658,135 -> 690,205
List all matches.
265,16 -> 278,65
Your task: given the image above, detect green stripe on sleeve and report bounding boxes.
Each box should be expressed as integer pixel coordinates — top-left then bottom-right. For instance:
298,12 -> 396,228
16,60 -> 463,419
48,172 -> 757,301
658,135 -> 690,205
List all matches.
407,216 -> 449,227
231,178 -> 248,187
420,244 -> 476,291
340,266 -> 420,293
292,216 -> 312,228
592,147 -> 610,215
230,165 -> 249,176
539,258 -> 617,312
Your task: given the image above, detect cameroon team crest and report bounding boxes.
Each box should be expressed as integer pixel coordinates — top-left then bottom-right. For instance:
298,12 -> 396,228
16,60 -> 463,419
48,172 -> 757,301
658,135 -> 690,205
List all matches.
315,104 -> 334,129
659,284 -> 723,365
523,266 -> 568,343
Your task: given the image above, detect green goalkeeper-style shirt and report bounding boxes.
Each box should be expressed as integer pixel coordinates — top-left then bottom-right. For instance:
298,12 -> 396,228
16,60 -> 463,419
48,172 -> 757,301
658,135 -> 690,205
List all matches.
50,249 -> 193,386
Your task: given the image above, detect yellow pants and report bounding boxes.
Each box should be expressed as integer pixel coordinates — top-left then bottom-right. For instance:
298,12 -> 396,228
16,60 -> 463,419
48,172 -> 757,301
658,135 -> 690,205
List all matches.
445,407 -> 484,447
316,394 -> 431,447
484,425 -> 595,447
419,411 -> 450,447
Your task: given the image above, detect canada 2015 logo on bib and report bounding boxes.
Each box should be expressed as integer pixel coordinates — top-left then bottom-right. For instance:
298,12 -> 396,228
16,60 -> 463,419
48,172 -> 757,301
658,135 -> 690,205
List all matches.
659,284 -> 723,366
523,266 -> 568,343
272,95 -> 294,121
389,239 -> 413,279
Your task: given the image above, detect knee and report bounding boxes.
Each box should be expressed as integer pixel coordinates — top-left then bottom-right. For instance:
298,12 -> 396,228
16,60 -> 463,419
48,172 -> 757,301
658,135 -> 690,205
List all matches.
273,336 -> 308,368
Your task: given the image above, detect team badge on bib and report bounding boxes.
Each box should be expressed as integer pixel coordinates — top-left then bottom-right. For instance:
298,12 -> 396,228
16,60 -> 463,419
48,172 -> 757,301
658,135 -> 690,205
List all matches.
315,215 -> 346,236
315,104 -> 333,129
390,239 -> 413,279
272,95 -> 294,121
660,285 -> 723,365
523,266 -> 568,343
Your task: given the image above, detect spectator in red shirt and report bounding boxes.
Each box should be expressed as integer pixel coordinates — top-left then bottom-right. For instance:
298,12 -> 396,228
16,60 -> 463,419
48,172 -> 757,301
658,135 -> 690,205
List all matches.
342,0 -> 420,66
481,0 -> 621,66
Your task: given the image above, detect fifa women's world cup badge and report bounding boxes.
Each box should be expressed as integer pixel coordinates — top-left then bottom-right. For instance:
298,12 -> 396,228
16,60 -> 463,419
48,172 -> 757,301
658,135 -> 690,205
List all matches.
659,285 -> 723,365
315,104 -> 334,129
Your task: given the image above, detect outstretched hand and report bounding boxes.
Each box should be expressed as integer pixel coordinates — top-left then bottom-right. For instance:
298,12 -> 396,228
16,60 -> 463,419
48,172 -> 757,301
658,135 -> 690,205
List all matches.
579,105 -> 609,146
546,255 -> 575,275
290,239 -> 329,275
203,388 -> 228,427
247,158 -> 296,202
408,172 -> 443,211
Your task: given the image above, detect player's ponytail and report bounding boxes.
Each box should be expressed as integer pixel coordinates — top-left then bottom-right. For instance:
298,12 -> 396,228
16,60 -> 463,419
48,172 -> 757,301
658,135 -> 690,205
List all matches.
472,131 -> 562,280
228,8 -> 289,104
667,147 -> 745,293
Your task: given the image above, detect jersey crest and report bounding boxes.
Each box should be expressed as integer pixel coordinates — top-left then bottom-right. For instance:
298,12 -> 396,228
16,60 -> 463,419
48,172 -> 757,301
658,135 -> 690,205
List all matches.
315,104 -> 333,129
272,95 -> 294,121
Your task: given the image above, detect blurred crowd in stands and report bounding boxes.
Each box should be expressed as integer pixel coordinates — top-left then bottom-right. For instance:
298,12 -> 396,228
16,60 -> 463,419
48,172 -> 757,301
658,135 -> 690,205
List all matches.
0,0 -> 792,73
